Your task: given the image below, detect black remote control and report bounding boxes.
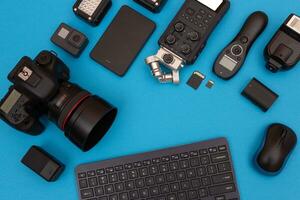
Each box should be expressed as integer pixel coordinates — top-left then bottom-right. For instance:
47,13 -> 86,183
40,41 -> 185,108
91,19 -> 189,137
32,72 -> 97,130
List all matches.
213,11 -> 268,80
146,0 -> 230,84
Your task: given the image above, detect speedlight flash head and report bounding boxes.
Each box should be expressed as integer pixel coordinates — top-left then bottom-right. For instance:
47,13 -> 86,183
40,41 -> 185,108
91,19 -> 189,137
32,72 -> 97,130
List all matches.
73,0 -> 112,26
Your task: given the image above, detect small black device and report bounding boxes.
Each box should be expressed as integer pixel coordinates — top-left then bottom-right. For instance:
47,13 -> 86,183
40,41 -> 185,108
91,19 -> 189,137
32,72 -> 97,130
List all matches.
51,23 -> 89,57
213,11 -> 268,80
90,6 -> 156,76
187,71 -> 205,89
21,146 -> 65,182
146,0 -> 230,84
73,0 -> 112,26
265,14 -> 300,72
75,137 -> 240,200
0,50 -> 117,151
256,124 -> 297,174
242,78 -> 278,112
134,0 -> 167,13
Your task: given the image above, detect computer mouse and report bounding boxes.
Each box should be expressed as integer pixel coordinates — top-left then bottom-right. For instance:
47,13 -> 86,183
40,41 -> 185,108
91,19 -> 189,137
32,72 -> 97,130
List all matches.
256,123 -> 297,174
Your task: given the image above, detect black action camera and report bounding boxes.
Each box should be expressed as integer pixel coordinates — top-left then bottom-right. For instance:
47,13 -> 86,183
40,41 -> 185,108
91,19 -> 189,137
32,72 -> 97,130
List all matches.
0,50 -> 117,151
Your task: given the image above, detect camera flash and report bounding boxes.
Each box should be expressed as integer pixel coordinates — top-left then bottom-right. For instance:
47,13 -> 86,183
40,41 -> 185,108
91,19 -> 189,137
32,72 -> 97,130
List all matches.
73,0 -> 112,26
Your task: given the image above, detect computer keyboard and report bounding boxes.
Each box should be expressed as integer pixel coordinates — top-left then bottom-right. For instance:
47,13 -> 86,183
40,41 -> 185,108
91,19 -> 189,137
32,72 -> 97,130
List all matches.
75,137 -> 240,200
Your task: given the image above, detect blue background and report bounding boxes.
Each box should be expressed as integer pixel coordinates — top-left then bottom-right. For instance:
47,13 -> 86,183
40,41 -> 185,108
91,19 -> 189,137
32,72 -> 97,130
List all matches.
0,0 -> 299,199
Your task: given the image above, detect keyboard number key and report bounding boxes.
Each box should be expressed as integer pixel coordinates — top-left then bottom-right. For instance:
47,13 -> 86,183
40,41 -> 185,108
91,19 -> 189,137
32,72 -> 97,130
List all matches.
80,188 -> 94,198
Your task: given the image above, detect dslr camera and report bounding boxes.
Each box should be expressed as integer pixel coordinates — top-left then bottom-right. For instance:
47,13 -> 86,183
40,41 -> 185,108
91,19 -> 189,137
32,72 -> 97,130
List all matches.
0,50 -> 117,151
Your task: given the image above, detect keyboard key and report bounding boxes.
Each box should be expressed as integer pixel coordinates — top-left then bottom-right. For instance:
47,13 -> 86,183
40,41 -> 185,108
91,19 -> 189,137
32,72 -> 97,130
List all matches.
129,190 -> 139,199
159,164 -> 169,173
161,184 -> 170,194
150,186 -> 160,196
186,168 -> 196,178
201,176 -> 211,186
179,160 -> 189,169
170,161 -> 179,171
87,170 -> 96,177
119,192 -> 129,200
211,152 -> 229,163
94,186 -> 104,196
166,172 -> 176,182
104,184 -> 114,194
170,182 -> 180,192
115,182 -> 125,192
125,180 -> 135,190
145,177 -> 155,186
88,177 -> 98,187
200,156 -> 210,165
134,161 -> 142,168
190,151 -> 198,157
208,147 -> 218,153
209,183 -> 236,196
156,174 -> 165,184
109,194 -> 118,200
178,192 -> 187,200
108,173 -> 118,183
171,154 -> 179,160
162,156 -> 170,162
167,194 -> 177,200
218,145 -> 227,151
79,179 -> 88,189
139,188 -> 149,198
190,157 -> 200,167
180,152 -> 189,158
143,160 -> 151,166
212,173 -> 233,184
115,165 -> 123,171
191,179 -> 201,188
196,167 -> 206,177
106,167 -> 114,173
124,163 -> 133,169
78,172 -> 86,179
199,149 -> 208,155
80,188 -> 94,198
118,171 -> 128,181
128,169 -> 138,179
215,195 -> 226,200
188,190 -> 198,199
98,175 -> 108,185
198,188 -> 208,197
99,197 -> 108,200
149,165 -> 159,175
176,171 -> 186,180
96,169 -> 105,175
135,178 -> 145,188
181,181 -> 190,190
217,162 -> 231,172
207,165 -> 218,175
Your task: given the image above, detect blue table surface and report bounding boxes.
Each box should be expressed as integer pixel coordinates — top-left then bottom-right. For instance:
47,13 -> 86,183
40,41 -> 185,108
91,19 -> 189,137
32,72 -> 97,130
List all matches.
0,0 -> 300,199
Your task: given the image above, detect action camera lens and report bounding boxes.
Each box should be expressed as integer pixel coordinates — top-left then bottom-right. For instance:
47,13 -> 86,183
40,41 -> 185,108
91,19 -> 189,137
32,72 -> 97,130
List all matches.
72,34 -> 81,43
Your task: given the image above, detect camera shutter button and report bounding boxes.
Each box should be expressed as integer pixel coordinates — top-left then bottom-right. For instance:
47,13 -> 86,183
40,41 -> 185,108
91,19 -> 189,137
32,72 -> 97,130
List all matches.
36,52 -> 52,66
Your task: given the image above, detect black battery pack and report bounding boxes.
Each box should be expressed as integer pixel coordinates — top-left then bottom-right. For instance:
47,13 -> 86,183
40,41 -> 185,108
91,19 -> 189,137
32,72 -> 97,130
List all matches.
21,146 -> 65,182
242,78 -> 279,112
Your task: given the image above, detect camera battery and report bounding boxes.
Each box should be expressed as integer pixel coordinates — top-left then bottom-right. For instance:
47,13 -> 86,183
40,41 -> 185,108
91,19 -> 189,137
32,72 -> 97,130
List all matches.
21,146 -> 65,182
51,23 -> 89,57
134,0 -> 167,13
242,78 -> 279,112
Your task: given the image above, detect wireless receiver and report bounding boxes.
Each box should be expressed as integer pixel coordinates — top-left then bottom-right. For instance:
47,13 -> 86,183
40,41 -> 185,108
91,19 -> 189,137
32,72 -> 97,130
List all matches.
213,11 -> 268,80
146,0 -> 230,84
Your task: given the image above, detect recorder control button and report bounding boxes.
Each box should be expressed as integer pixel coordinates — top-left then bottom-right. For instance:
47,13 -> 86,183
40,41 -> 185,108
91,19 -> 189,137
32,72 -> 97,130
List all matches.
240,36 -> 248,44
189,31 -> 199,41
166,35 -> 176,45
163,54 -> 174,64
175,22 -> 185,32
231,45 -> 243,56
181,44 -> 191,55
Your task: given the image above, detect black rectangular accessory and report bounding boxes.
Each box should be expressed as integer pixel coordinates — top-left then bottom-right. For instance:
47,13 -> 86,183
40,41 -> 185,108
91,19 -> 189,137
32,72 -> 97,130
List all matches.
159,0 -> 230,64
21,146 -> 65,182
73,0 -> 112,26
242,78 -> 279,112
75,137 -> 240,200
90,6 -> 156,76
134,0 -> 167,13
187,71 -> 205,89
51,23 -> 89,57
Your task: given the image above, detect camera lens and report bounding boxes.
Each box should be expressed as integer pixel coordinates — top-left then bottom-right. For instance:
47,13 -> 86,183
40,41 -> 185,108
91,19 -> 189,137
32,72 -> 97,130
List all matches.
72,34 -> 81,43
48,83 -> 117,151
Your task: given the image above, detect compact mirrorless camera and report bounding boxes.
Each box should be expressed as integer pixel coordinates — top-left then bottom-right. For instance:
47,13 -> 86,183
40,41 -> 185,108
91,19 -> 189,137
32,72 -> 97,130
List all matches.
0,50 -> 117,151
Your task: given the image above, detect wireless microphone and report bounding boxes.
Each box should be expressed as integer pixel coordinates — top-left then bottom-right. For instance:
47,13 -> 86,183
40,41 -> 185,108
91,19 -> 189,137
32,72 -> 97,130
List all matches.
213,11 -> 268,80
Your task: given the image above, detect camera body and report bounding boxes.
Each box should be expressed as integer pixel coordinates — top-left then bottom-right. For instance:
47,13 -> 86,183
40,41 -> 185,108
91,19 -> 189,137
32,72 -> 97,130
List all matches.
0,51 -> 117,151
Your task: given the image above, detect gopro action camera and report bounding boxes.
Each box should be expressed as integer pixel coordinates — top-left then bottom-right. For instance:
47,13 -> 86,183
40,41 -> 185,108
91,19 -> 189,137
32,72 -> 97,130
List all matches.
0,51 -> 117,152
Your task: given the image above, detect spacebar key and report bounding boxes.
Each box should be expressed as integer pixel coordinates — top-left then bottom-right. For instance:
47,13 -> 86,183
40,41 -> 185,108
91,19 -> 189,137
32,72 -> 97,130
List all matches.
209,183 -> 235,196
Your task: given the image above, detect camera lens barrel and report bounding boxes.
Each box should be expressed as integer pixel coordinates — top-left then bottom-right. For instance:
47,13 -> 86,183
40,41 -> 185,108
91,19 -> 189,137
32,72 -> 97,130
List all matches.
48,82 -> 117,151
